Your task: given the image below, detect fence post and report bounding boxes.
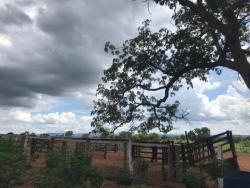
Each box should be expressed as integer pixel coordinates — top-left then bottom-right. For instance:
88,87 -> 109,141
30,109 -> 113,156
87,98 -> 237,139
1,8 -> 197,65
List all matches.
162,146 -> 167,181
181,144 -> 186,164
216,145 -> 223,188
69,139 -> 76,155
114,144 -> 118,152
227,131 -> 239,169
62,140 -> 67,156
86,139 -> 91,154
175,145 -> 180,180
168,144 -> 173,180
123,141 -> 127,170
49,137 -> 54,152
207,138 -> 215,159
30,138 -> 36,157
127,139 -> 133,173
104,144 -> 107,159
23,133 -> 29,155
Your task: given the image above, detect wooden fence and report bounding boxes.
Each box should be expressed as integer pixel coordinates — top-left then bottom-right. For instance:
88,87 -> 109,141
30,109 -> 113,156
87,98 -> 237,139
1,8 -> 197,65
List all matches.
0,130 -> 239,181
180,131 -> 238,168
132,141 -> 179,180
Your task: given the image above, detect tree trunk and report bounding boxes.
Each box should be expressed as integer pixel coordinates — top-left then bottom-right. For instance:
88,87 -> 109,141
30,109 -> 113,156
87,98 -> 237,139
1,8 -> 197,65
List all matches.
238,62 -> 250,90
226,33 -> 250,90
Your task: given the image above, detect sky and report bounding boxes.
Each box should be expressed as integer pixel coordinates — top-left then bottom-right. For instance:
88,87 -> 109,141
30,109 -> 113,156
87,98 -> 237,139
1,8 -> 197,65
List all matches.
0,0 -> 249,135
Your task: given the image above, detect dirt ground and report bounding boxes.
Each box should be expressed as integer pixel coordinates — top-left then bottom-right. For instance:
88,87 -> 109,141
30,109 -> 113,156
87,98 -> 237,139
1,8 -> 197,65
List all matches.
237,153 -> 250,172
15,151 -> 250,188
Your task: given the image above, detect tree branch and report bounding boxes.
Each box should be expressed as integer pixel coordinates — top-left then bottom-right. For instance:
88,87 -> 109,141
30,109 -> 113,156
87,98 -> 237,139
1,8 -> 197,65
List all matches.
177,0 -> 228,34
155,60 -> 228,107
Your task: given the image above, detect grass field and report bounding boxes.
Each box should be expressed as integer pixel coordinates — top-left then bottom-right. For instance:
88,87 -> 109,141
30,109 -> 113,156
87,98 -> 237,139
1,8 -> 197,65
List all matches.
235,142 -> 250,153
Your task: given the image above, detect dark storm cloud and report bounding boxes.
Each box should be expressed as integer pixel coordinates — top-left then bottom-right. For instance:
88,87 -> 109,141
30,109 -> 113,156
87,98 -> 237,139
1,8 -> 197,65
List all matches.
0,4 -> 32,31
0,0 -> 164,107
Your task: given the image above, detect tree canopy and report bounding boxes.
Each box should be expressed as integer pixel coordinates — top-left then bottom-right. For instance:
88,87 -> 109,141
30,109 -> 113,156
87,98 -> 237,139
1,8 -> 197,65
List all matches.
187,127 -> 211,142
91,0 -> 250,134
65,130 -> 74,137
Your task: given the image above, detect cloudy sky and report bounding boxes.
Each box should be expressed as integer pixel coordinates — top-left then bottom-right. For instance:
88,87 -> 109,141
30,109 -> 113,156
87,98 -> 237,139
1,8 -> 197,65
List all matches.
0,0 -> 249,135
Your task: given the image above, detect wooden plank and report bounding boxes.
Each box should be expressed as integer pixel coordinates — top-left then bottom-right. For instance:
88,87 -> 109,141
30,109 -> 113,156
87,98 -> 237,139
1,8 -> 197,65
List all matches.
132,143 -> 167,147
209,131 -> 229,139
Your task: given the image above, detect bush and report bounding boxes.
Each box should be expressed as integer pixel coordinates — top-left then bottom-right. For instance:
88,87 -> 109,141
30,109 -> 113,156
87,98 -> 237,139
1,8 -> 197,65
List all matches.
0,140 -> 29,188
133,158 -> 149,184
201,158 -> 239,179
181,169 -> 207,188
33,169 -> 63,188
133,158 -> 149,173
132,184 -> 145,188
34,152 -> 103,188
177,164 -> 207,188
116,170 -> 133,185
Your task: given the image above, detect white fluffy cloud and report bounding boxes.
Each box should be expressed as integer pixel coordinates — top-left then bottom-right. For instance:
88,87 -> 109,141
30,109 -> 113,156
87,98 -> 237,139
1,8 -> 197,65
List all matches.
0,109 -> 93,134
0,76 -> 249,135
170,77 -> 250,135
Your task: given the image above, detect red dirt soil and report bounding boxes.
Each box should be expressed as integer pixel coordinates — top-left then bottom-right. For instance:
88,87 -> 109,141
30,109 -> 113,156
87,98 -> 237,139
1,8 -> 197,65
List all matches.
15,151 -> 250,188
238,153 -> 250,172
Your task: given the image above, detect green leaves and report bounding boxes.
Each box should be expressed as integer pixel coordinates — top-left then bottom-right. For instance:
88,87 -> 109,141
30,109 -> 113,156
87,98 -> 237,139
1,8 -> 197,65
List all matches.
35,152 -> 103,188
0,140 -> 29,188
92,0 -> 250,135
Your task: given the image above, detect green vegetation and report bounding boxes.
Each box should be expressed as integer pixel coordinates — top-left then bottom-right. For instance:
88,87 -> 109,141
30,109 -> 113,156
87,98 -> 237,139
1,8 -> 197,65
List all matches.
64,130 -> 74,137
186,127 -> 211,142
234,138 -> 250,153
133,158 -> 149,184
116,170 -> 133,185
181,169 -> 207,188
33,152 -> 103,188
201,158 -> 239,179
92,0 -> 250,135
221,137 -> 250,153
0,140 -> 29,188
116,129 -> 250,154
102,158 -> 149,186
177,164 -> 207,188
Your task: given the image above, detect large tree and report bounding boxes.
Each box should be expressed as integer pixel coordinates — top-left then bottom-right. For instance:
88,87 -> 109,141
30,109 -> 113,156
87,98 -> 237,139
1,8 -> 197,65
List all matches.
91,0 -> 250,134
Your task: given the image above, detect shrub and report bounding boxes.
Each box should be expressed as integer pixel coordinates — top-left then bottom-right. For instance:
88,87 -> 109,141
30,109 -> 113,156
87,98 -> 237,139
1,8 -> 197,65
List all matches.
132,184 -> 145,188
177,164 -> 207,188
0,140 -> 29,188
133,158 -> 149,173
116,170 -> 133,185
181,169 -> 207,188
33,169 -> 63,188
201,158 -> 239,179
133,158 -> 149,184
34,152 -> 103,188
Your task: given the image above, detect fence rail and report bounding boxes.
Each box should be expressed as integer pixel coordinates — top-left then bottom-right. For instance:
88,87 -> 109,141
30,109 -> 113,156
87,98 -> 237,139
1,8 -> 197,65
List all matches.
0,130 -> 239,181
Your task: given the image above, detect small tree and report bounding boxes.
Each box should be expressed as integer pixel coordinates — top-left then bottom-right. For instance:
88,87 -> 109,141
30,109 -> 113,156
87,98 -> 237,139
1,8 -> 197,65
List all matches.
64,131 -> 74,137
40,133 -> 49,137
117,131 -> 131,139
187,127 -> 210,142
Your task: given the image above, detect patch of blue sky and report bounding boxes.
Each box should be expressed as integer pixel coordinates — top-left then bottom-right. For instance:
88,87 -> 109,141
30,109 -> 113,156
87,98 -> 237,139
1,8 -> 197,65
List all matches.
33,97 -> 88,116
204,68 -> 239,100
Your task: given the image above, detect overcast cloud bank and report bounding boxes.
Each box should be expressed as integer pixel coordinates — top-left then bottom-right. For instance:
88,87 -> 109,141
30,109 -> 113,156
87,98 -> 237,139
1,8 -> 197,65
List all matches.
0,0 -> 249,134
